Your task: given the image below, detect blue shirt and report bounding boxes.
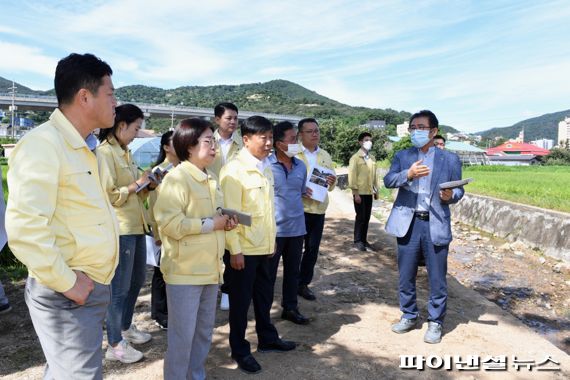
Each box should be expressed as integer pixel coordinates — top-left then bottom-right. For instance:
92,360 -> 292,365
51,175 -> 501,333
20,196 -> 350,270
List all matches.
415,146 -> 435,212
269,154 -> 307,237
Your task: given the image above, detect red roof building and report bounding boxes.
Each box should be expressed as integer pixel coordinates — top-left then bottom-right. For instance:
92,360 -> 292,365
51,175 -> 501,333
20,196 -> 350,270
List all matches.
486,141 -> 550,156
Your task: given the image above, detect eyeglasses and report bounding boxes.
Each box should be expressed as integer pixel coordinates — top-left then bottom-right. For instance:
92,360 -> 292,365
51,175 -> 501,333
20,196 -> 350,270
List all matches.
199,138 -> 216,148
408,124 -> 431,131
301,129 -> 320,135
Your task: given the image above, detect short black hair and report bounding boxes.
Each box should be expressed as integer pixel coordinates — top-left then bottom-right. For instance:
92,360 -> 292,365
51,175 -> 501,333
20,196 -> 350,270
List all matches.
273,121 -> 296,146
410,110 -> 439,130
358,132 -> 372,141
55,53 -> 113,106
297,118 -> 318,132
214,102 -> 239,118
240,116 -> 273,137
98,103 -> 143,143
173,118 -> 214,161
434,134 -> 446,142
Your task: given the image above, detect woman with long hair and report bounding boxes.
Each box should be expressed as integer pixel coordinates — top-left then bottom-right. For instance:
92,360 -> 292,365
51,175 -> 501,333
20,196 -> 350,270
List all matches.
97,103 -> 156,364
154,118 -> 237,379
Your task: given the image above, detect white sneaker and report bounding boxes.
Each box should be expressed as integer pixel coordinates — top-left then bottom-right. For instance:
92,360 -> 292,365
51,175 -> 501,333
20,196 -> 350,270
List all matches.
105,340 -> 143,364
122,324 -> 151,345
220,293 -> 230,311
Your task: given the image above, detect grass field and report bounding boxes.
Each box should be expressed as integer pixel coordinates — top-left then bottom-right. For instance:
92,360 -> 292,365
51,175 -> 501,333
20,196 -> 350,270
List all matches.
463,165 -> 570,213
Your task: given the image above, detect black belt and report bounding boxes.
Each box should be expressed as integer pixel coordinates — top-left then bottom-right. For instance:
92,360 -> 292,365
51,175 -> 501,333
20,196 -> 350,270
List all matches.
414,211 -> 429,221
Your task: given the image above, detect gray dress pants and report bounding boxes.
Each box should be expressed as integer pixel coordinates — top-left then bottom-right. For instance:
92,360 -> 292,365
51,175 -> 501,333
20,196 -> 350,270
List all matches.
164,283 -> 218,380
25,277 -> 110,380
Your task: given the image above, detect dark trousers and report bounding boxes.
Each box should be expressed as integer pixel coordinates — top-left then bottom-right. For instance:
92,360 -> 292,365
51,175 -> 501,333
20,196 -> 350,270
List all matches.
397,216 -> 449,325
299,213 -> 325,286
353,194 -> 373,244
151,266 -> 168,324
228,254 -> 280,358
269,236 -> 304,310
220,250 -> 231,294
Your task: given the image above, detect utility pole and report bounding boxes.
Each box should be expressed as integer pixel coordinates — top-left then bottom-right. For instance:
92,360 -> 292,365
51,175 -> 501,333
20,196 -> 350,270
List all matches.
9,81 -> 18,139
170,108 -> 175,130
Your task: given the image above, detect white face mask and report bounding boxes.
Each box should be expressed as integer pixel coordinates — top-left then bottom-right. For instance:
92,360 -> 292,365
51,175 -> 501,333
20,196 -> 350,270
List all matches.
362,141 -> 373,151
284,143 -> 302,157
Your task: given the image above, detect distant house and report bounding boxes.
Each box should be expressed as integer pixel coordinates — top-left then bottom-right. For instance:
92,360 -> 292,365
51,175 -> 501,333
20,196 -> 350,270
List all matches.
485,141 -> 549,166
486,141 -> 550,157
445,141 -> 488,165
365,120 -> 386,129
396,121 -> 409,137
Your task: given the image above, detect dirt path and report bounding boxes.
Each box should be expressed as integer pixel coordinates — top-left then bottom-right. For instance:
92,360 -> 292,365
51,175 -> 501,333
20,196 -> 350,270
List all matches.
1,188 -> 569,379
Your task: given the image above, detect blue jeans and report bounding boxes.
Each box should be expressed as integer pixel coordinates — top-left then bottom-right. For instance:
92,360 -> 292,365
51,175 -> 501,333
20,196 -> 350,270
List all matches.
106,234 -> 147,345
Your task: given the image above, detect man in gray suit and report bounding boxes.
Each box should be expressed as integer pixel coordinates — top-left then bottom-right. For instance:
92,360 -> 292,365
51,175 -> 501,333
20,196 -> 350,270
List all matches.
384,110 -> 464,344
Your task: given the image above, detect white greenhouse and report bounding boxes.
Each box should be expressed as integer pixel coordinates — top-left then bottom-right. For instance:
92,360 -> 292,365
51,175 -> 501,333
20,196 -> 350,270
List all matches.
128,137 -> 162,168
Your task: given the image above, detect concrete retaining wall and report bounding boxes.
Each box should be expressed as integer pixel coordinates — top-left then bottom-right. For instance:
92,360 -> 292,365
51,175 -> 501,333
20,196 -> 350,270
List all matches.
451,193 -> 570,262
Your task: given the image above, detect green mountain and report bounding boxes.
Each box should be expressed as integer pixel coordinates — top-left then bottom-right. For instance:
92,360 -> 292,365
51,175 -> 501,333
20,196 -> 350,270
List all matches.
1,76 -> 461,134
0,76 -> 41,95
114,79 -> 415,125
479,110 -> 570,142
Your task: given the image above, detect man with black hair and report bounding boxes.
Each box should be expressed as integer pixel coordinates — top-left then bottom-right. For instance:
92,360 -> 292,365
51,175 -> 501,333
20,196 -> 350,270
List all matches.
348,132 -> 378,252
434,135 -> 446,149
385,110 -> 464,344
296,118 -> 336,301
6,53 -> 119,379
220,116 -> 296,374
211,102 -> 242,311
268,121 -> 310,325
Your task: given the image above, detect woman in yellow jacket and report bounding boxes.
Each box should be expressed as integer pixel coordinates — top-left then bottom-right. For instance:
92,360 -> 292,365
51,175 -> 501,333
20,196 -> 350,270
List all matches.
97,104 -> 156,364
147,130 -> 179,330
154,118 -> 237,380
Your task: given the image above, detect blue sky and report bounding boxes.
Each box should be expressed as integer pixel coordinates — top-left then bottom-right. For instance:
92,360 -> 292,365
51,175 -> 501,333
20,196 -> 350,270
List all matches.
1,0 -> 569,133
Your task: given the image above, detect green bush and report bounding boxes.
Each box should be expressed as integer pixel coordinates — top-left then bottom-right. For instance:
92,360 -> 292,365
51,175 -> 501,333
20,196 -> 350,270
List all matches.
543,148 -> 570,165
318,118 -> 388,166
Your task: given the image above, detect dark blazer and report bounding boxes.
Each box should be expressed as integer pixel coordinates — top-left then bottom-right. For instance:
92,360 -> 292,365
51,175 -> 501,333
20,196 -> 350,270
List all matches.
384,147 -> 464,245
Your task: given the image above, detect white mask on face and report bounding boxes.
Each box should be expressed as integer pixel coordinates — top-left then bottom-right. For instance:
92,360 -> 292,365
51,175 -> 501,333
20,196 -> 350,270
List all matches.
284,143 -> 302,157
362,141 -> 373,151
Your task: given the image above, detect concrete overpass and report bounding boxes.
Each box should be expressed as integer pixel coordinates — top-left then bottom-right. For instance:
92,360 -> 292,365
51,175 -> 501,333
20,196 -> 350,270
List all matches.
0,93 -> 304,123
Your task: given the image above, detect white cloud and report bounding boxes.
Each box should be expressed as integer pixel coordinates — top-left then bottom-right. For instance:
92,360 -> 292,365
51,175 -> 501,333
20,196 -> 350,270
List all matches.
0,42 -> 58,77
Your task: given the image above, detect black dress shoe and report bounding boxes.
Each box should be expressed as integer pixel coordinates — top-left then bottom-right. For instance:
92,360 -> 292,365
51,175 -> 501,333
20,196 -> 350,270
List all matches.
298,285 -> 316,301
232,354 -> 262,374
257,339 -> 296,353
354,242 -> 367,252
281,309 -> 310,325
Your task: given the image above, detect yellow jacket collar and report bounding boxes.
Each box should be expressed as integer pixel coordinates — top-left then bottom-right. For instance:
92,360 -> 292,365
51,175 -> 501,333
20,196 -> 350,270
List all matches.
214,129 -> 242,145
180,160 -> 209,182
50,108 -> 89,150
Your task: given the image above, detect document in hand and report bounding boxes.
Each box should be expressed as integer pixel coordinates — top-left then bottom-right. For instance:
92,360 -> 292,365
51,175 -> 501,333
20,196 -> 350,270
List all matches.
218,208 -> 252,227
439,178 -> 473,190
136,163 -> 174,193
145,235 -> 161,267
306,165 -> 335,202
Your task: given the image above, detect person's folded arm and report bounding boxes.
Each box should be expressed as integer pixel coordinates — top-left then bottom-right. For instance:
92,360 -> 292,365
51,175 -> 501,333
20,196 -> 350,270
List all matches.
6,137 -> 76,292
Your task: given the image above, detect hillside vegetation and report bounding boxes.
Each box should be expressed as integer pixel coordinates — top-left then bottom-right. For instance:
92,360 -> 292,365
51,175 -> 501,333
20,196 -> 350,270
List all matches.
479,109 -> 570,142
